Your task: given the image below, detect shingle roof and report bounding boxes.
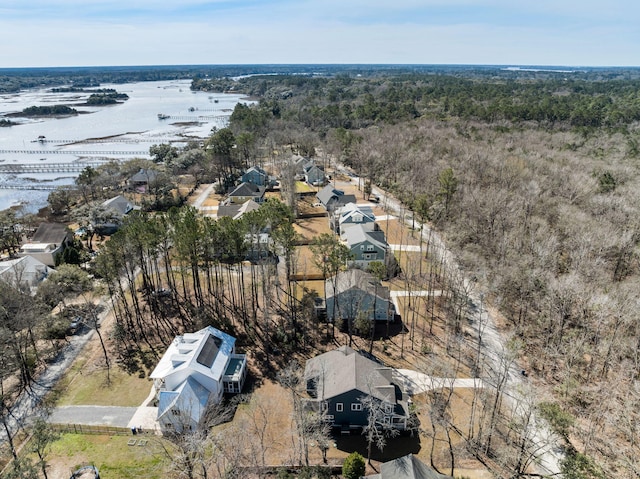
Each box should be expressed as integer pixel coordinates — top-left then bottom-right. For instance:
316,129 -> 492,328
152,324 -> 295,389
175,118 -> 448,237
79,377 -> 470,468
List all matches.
217,199 -> 261,219
326,268 -> 390,302
228,182 -> 265,198
367,454 -> 451,479
102,195 -> 138,216
30,223 -> 70,244
342,224 -> 387,250
304,345 -> 396,403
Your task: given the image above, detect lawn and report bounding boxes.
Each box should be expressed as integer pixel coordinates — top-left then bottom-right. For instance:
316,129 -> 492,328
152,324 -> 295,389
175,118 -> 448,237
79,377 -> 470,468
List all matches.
46,433 -> 169,479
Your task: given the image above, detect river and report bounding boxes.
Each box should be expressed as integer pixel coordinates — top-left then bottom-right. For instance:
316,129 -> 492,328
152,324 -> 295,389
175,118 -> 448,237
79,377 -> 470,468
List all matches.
0,79 -> 248,213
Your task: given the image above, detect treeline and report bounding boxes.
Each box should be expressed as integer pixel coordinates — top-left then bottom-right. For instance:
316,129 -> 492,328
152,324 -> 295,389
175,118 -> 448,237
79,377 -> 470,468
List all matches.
200,72 -> 640,131
21,105 -> 77,116
86,91 -> 129,105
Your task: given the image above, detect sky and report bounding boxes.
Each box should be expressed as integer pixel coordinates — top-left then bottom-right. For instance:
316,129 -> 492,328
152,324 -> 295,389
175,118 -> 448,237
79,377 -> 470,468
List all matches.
1,0 -> 638,68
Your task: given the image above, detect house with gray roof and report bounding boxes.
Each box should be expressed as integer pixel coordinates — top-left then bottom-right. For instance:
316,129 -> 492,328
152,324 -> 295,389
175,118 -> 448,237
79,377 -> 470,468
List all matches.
334,202 -> 377,238
365,454 -> 451,479
343,224 -> 389,269
150,326 -> 247,433
96,195 -> 140,235
0,255 -> 51,294
19,222 -> 72,267
241,166 -> 278,189
324,268 -> 394,323
129,168 -> 159,192
304,346 -> 411,433
304,164 -> 326,186
227,182 -> 266,204
316,185 -> 356,212
216,199 -> 261,220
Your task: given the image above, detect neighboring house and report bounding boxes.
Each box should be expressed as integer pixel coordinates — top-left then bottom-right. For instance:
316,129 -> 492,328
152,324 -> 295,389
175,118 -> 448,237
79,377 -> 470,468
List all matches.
241,166 -> 278,189
304,345 -> 411,433
343,224 -> 388,269
0,255 -> 51,294
324,268 -> 394,323
216,199 -> 261,220
129,168 -> 159,192
150,326 -> 247,433
334,202 -> 377,238
19,222 -> 72,267
227,182 -> 266,204
304,164 -> 325,186
316,185 -> 356,212
95,195 -> 140,235
365,454 -> 451,479
292,154 -> 313,179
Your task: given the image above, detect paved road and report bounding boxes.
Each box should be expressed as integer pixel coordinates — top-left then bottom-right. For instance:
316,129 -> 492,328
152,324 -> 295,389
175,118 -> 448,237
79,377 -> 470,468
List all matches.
344,168 -> 565,477
50,406 -> 138,427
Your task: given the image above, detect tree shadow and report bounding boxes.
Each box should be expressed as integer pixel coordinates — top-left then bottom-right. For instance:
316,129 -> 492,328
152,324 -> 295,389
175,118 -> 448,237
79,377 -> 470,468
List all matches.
333,430 -> 421,463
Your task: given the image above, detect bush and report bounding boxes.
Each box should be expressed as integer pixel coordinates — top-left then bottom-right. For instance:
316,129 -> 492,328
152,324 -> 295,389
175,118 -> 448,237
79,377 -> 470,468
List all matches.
342,451 -> 366,479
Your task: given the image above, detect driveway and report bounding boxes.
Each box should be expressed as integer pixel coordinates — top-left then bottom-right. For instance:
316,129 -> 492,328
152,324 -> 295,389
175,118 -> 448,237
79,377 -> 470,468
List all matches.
50,406 -> 138,428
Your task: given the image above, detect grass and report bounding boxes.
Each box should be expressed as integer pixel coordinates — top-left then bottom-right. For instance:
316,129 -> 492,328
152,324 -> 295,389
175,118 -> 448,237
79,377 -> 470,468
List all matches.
55,360 -> 152,407
46,434 -> 169,479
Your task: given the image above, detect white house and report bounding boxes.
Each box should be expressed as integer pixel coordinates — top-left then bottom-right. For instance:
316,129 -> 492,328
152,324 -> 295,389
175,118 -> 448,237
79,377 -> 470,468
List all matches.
149,326 -> 247,433
19,222 -> 72,267
0,255 -> 51,294
335,202 -> 377,239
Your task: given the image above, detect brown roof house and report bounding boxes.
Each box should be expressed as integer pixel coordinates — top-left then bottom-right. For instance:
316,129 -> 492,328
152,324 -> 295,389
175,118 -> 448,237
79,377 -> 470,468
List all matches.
19,222 -> 72,267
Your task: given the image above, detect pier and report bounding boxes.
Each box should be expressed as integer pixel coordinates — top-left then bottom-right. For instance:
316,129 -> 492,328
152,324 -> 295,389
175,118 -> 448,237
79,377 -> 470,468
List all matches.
0,162 -> 108,174
0,149 -> 148,156
158,114 -> 227,122
31,138 -> 184,145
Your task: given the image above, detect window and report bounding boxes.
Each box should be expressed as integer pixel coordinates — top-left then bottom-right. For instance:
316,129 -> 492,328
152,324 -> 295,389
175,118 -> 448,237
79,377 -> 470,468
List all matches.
384,404 -> 393,414
325,415 -> 334,421
321,401 -> 328,411
367,245 -> 374,251
351,403 -> 362,411
336,403 -> 344,412
360,245 -> 365,250
364,254 -> 371,260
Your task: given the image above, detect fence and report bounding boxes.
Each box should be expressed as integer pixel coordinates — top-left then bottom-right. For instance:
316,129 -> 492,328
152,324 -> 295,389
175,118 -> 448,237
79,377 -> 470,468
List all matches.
49,423 -> 131,436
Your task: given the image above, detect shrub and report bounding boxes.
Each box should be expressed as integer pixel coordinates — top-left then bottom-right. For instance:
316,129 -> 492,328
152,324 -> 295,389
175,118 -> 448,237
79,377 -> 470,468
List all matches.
343,451 -> 366,479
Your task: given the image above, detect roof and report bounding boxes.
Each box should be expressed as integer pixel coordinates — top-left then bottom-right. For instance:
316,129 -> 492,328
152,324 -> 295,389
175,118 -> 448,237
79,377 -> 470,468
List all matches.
102,195 -> 138,216
30,223 -> 70,244
343,224 -> 387,250
228,182 -> 265,198
150,326 -> 236,387
326,268 -> 390,302
129,168 -> 159,183
338,202 -> 376,224
367,454 -> 451,479
244,165 -> 267,176
157,376 -> 210,424
217,199 -> 261,220
316,185 -> 356,208
0,255 -> 49,276
304,345 -> 396,403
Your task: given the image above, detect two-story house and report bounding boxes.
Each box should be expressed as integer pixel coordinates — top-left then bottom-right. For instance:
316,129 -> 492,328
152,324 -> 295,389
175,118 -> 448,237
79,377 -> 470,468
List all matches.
304,346 -> 411,434
149,326 -> 247,433
227,182 -> 266,204
334,202 -> 377,238
343,224 -> 388,269
324,268 -> 394,323
19,222 -> 72,267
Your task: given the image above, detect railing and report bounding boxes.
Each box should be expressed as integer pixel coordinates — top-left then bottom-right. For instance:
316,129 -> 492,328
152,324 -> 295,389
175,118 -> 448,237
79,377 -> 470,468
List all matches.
49,423 -> 132,436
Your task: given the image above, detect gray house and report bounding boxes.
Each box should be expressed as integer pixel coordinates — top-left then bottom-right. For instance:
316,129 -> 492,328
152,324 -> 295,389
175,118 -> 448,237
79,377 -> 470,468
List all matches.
19,222 -> 72,267
96,195 -> 140,234
216,199 -> 261,220
304,164 -> 326,186
304,346 -> 411,433
324,268 -> 394,323
129,168 -> 159,192
241,166 -> 277,189
227,182 -> 266,204
335,202 -> 377,238
316,185 -> 356,212
366,454 -> 451,479
343,224 -> 388,269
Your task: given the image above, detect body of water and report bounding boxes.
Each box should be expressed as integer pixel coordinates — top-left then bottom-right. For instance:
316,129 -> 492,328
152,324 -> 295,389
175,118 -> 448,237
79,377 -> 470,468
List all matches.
0,79 -> 247,213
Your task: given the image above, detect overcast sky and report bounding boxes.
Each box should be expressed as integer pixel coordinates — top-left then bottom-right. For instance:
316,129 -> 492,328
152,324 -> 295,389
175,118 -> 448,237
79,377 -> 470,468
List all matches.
1,0 -> 638,68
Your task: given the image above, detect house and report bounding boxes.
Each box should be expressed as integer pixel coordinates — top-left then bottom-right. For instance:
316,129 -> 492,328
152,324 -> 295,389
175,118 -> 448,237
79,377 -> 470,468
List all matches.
292,154 -> 314,179
324,268 -> 394,323
150,326 -> 247,433
0,255 -> 51,294
95,195 -> 140,234
343,224 -> 388,269
304,346 -> 411,433
316,185 -> 356,212
304,164 -> 326,186
227,182 -> 266,204
19,222 -> 72,267
241,166 -> 278,189
333,202 -> 377,238
216,199 -> 261,220
129,168 -> 159,192
365,454 -> 451,479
